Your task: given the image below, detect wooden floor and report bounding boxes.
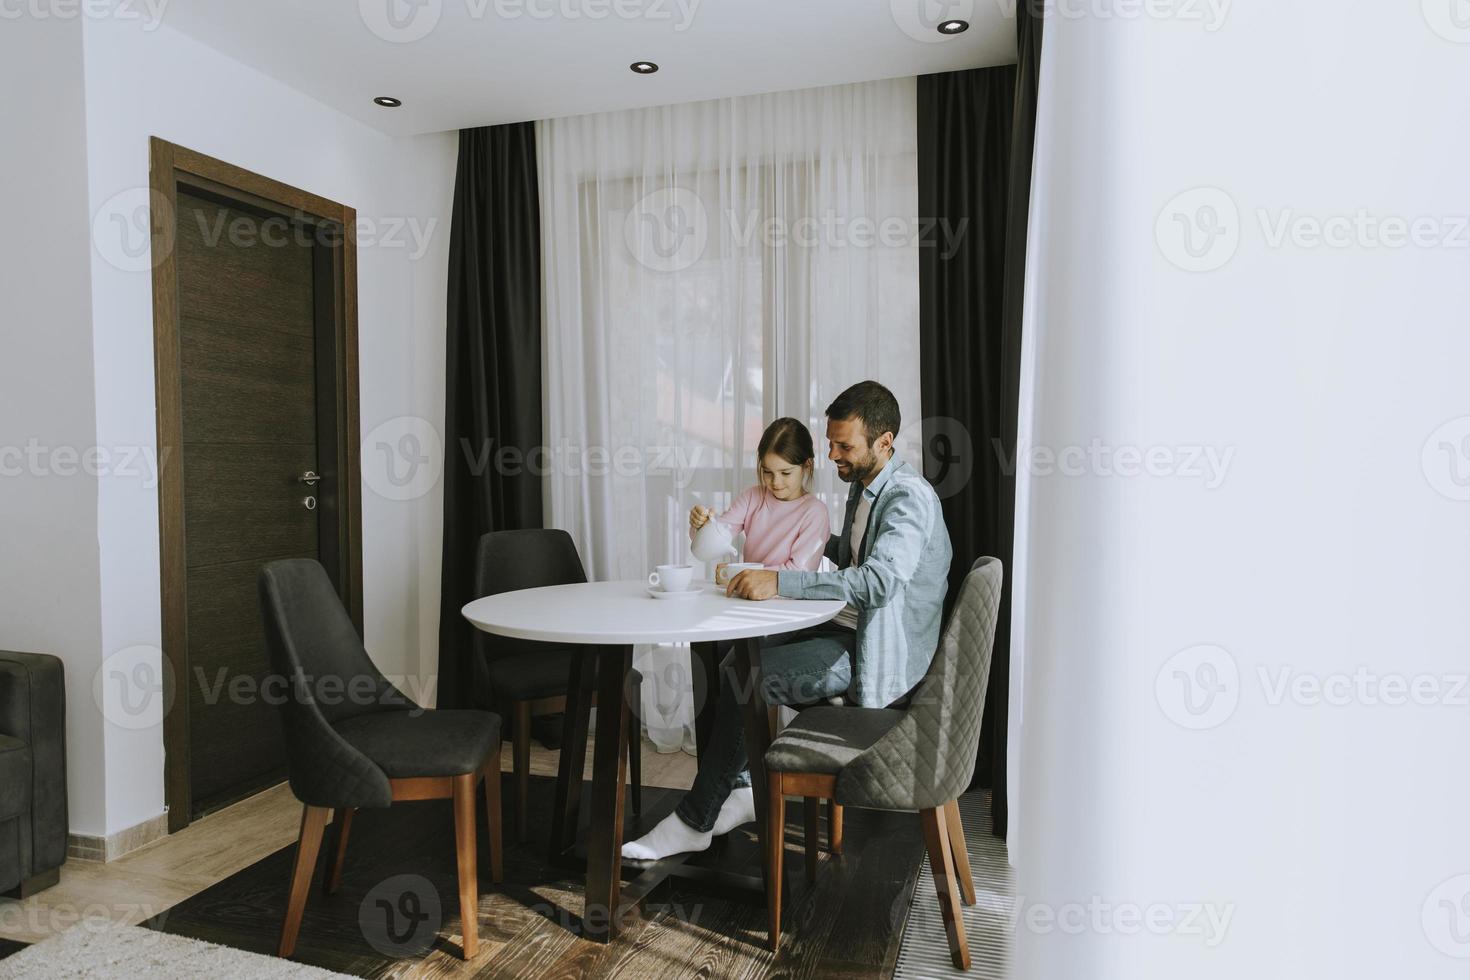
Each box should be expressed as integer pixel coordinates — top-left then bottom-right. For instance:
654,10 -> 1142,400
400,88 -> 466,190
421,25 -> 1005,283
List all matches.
145,777 -> 923,978
0,736 -> 928,980
0,736 -> 694,946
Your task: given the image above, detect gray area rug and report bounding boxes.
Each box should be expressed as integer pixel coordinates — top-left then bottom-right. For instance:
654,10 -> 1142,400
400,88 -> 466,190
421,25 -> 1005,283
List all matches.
0,921 -> 353,979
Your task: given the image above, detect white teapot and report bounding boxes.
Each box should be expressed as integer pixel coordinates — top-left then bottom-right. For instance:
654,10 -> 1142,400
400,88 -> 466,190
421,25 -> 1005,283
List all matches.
690,515 -> 735,563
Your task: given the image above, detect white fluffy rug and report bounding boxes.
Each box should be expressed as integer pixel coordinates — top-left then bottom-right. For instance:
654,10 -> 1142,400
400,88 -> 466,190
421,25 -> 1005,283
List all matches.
0,922 -> 354,979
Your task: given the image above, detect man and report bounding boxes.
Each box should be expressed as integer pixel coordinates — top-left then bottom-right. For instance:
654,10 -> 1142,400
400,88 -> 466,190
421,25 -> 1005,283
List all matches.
623,380 -> 953,862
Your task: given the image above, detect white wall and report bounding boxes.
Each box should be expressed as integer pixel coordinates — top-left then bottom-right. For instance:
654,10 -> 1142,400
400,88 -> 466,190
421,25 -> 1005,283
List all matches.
1,15 -> 457,838
1011,4 -> 1470,978
0,16 -> 108,837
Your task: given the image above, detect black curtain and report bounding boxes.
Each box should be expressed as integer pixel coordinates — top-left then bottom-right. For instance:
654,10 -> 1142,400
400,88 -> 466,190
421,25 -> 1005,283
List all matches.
917,6 -> 1043,840
437,124 -> 545,710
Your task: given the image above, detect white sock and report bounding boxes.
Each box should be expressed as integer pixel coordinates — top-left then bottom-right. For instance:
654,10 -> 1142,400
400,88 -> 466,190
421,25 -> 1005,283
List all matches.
711,786 -> 755,835
621,812 -> 713,862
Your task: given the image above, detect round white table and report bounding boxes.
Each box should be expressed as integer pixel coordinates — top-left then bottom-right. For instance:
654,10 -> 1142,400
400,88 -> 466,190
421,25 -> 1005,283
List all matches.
461,579 -> 844,942
461,579 -> 845,645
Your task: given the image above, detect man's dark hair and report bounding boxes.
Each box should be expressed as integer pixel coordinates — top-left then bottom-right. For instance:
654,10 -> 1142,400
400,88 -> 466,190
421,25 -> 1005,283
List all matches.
825,380 -> 901,447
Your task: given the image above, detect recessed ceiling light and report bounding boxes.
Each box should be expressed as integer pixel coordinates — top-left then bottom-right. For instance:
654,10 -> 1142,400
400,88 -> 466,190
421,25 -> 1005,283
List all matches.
373,96 -> 402,108
630,61 -> 659,74
937,19 -> 969,35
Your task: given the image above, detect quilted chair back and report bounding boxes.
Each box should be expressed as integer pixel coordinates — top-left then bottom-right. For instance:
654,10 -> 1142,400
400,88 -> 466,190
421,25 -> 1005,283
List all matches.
835,557 -> 1003,811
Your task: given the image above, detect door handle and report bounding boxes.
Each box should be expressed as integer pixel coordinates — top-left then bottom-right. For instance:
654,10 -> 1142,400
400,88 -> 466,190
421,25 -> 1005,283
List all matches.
299,470 -> 320,486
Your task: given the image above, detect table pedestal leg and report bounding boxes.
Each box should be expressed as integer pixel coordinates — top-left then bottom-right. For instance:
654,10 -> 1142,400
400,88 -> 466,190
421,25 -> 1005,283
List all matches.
550,646 -> 596,865
691,640 -> 720,764
732,636 -> 786,908
582,645 -> 633,942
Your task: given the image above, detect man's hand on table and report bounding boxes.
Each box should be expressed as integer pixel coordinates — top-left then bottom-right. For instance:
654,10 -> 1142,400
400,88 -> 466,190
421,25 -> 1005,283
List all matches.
727,569 -> 779,601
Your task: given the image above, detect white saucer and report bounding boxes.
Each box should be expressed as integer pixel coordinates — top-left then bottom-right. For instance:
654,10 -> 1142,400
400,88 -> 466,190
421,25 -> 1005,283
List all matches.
647,586 -> 703,599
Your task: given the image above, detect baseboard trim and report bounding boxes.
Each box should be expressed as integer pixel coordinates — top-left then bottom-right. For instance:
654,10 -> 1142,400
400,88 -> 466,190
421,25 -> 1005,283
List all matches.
67,811 -> 170,863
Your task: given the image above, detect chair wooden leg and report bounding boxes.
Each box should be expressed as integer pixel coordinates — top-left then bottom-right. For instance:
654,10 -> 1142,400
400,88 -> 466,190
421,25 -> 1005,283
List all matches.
483,757 -> 504,884
279,804 -> 330,958
453,772 -> 479,960
944,798 -> 977,906
513,701 -> 531,842
828,800 -> 844,855
919,806 -> 970,970
323,807 -> 355,895
803,797 -> 820,884
767,772 -> 785,951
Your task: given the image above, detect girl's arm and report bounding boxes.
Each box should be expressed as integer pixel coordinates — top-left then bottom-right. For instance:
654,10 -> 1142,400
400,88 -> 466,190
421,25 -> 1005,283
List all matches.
689,486 -> 758,541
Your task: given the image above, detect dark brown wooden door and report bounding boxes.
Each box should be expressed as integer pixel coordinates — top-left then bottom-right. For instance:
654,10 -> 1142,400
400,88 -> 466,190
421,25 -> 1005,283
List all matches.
175,190 -> 318,816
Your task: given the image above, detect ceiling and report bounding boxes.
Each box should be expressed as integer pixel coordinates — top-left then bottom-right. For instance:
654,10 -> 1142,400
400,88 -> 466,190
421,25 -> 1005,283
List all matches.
160,0 -> 1017,136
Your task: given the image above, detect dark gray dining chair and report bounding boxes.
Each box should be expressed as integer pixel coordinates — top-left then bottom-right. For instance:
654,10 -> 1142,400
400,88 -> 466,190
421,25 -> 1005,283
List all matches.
474,529 -> 642,840
763,557 -> 1002,968
259,559 -> 503,961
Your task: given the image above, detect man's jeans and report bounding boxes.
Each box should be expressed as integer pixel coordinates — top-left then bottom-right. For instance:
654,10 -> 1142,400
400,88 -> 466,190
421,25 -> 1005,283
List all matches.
673,625 -> 856,833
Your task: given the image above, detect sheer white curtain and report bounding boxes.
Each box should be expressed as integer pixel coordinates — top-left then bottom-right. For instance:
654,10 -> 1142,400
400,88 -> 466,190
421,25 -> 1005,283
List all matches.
537,78 -> 920,752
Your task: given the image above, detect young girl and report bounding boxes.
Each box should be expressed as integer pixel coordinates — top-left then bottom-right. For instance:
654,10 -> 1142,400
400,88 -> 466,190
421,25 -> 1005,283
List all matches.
624,418 -> 831,864
689,417 -> 830,578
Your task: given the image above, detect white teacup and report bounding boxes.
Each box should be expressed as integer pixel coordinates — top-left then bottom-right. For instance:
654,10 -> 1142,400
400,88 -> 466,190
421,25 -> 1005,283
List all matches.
716,561 -> 764,586
648,564 -> 695,593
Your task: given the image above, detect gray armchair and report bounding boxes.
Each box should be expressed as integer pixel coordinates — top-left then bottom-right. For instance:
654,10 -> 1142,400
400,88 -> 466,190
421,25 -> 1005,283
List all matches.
0,651 -> 67,899
763,557 -> 1002,967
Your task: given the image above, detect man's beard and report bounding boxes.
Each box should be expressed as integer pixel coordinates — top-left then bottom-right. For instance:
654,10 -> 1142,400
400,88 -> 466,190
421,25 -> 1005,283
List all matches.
836,447 -> 881,484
